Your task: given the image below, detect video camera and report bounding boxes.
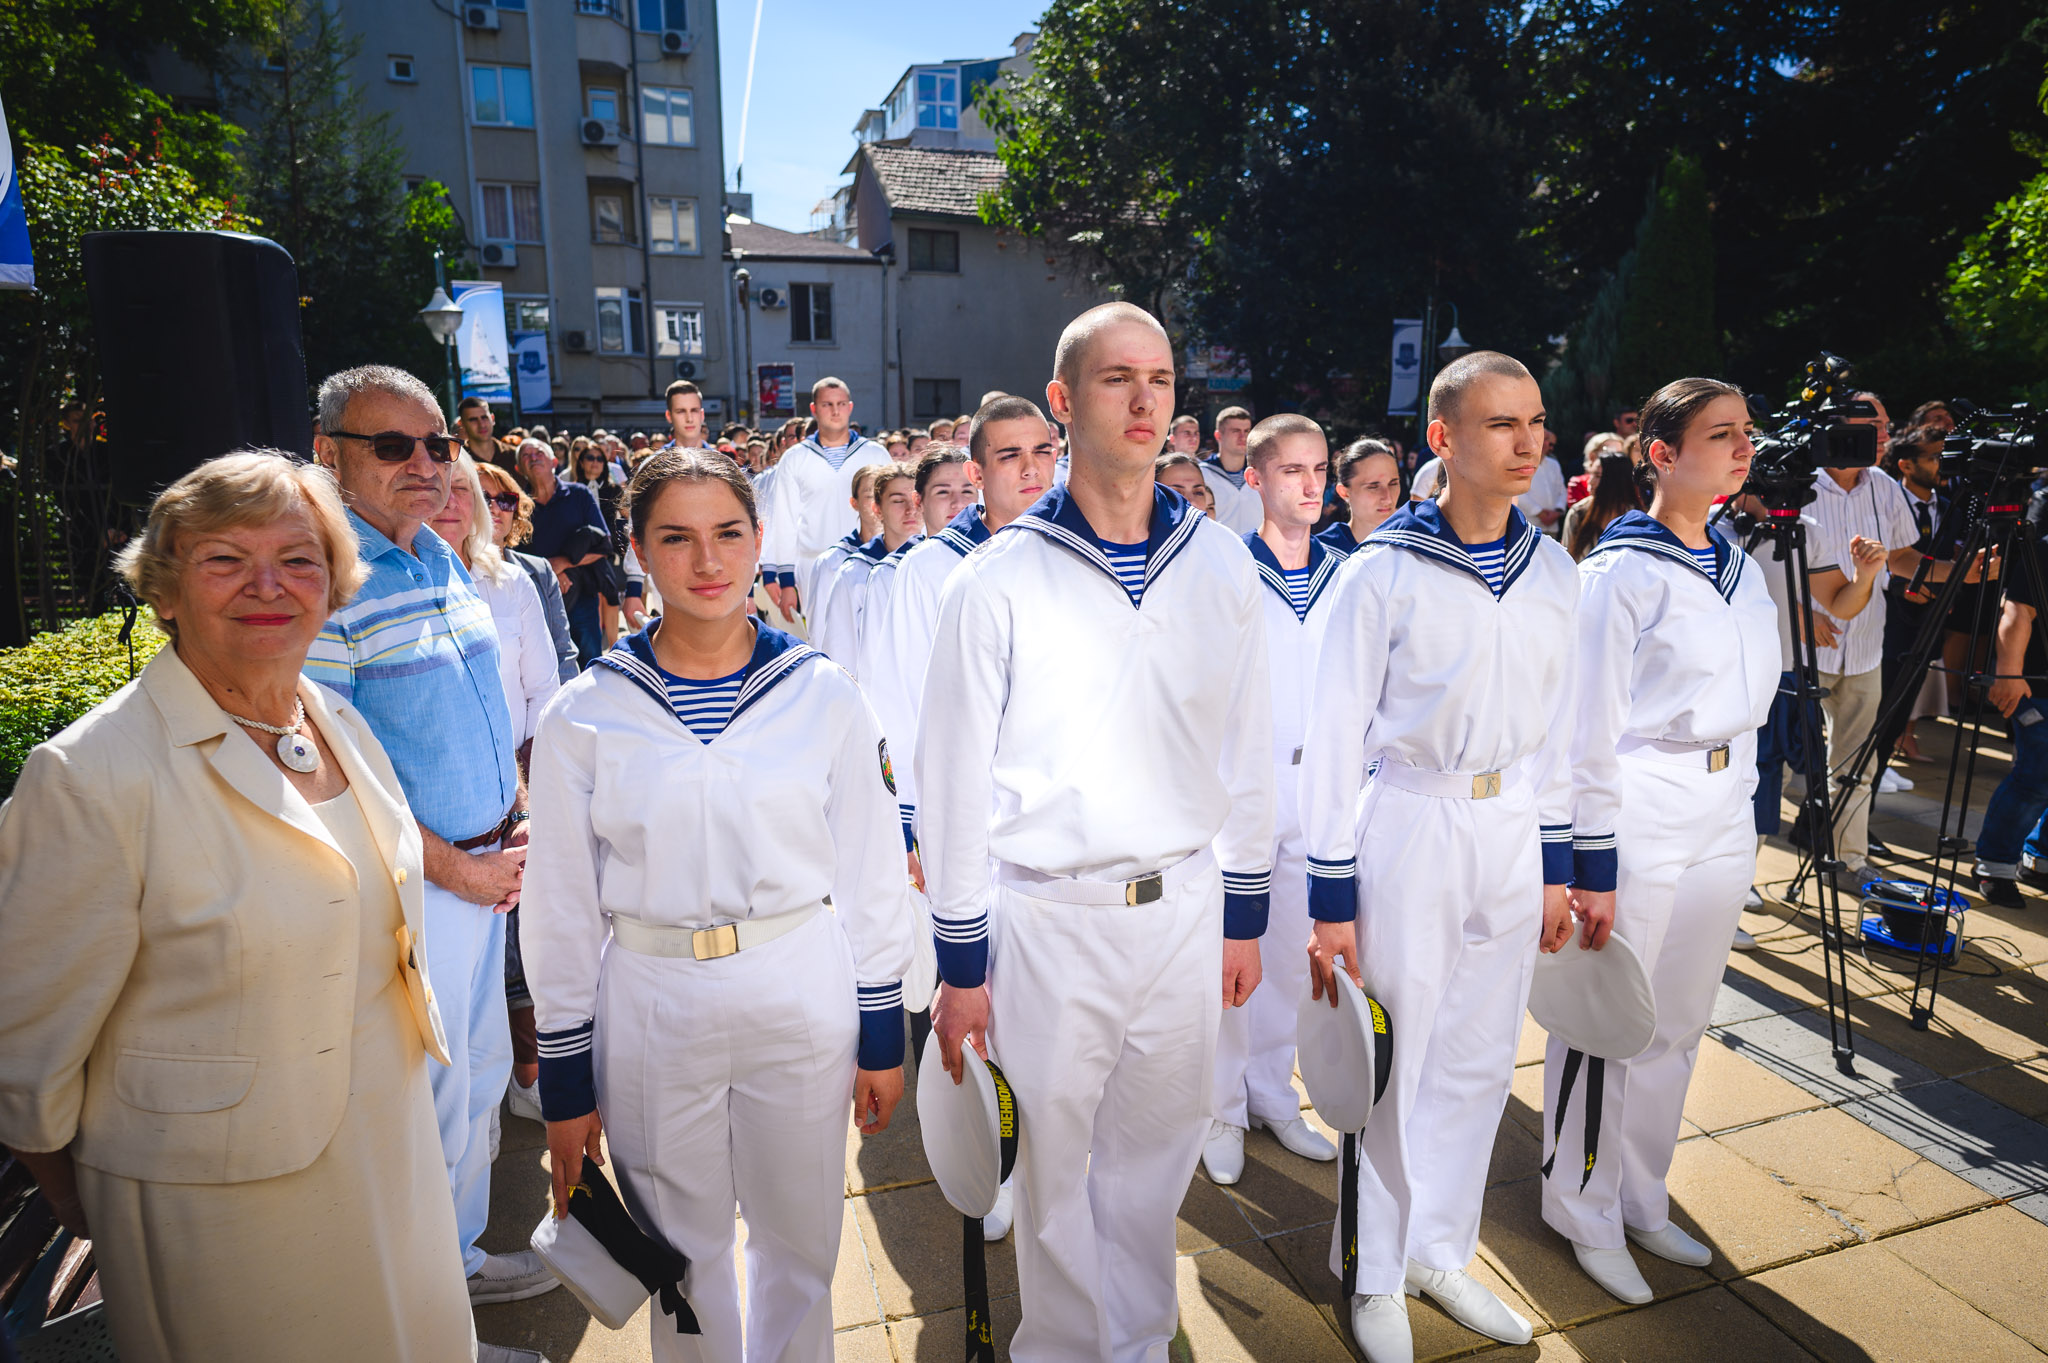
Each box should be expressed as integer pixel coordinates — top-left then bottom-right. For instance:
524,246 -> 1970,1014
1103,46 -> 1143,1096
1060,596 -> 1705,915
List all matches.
1938,402 -> 2047,509
1742,353 -> 1881,510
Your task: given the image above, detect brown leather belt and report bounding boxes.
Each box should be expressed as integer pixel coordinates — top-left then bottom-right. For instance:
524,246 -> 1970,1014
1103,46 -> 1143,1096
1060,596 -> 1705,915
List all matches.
452,807 -> 518,851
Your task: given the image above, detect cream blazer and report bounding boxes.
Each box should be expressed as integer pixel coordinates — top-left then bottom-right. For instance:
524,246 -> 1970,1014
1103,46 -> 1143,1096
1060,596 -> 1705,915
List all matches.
0,644 -> 449,1184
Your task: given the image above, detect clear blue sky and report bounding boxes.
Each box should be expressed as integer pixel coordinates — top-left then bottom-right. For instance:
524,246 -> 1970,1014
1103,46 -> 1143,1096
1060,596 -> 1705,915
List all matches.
716,0 -> 1048,233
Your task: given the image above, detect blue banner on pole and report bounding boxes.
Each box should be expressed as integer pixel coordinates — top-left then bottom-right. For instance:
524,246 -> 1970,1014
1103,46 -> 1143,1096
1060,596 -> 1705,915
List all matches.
0,95 -> 36,291
450,279 -> 512,404
512,331 -> 552,413
1388,318 -> 1423,416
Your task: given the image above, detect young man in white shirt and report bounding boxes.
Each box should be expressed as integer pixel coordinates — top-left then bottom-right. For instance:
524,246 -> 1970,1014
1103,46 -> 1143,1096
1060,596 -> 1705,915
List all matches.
623,380 -> 715,628
1203,414 -> 1345,1186
758,377 -> 892,622
922,305 -> 1273,1362
1301,352 -> 1578,1362
1513,427 -> 1568,535
1202,405 -> 1266,534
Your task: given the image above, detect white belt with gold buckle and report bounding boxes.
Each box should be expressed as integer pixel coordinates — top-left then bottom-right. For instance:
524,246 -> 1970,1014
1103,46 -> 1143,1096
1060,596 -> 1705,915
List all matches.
608,902 -> 823,961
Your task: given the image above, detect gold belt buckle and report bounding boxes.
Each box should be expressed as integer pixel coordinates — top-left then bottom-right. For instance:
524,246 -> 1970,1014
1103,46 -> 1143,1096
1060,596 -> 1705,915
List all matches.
692,923 -> 740,960
1471,771 -> 1502,800
1125,874 -> 1164,906
1708,746 -> 1730,773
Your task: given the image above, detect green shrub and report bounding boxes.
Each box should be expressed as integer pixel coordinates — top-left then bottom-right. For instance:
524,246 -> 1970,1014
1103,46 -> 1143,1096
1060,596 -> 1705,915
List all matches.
0,610 -> 167,799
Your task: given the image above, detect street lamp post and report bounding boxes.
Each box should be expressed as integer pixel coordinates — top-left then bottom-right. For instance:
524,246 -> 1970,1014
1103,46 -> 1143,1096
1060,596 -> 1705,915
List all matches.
733,267 -> 755,426
1416,298 -> 1471,438
417,248 -> 465,421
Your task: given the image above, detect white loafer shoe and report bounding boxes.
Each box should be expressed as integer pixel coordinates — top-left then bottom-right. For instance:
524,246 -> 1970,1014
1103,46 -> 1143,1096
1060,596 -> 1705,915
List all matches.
1572,1241 -> 1653,1304
1251,1114 -> 1337,1161
1404,1262 -> 1532,1344
467,1250 -> 561,1305
1349,1293 -> 1414,1363
506,1076 -> 544,1123
1627,1221 -> 1712,1266
1201,1119 -> 1246,1185
982,1178 -> 1014,1242
1732,926 -> 1758,951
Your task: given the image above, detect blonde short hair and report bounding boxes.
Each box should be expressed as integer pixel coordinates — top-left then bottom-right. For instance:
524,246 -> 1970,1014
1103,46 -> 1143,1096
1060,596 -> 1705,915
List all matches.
115,451 -> 365,637
449,455 -> 515,585
476,459 -> 535,548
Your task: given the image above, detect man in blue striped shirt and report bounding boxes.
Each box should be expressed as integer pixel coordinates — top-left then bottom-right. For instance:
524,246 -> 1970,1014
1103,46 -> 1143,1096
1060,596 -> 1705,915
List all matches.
307,367 -> 558,1355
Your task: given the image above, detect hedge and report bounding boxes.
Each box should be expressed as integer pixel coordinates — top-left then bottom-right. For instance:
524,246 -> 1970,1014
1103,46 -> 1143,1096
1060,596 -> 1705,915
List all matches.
0,610 -> 167,799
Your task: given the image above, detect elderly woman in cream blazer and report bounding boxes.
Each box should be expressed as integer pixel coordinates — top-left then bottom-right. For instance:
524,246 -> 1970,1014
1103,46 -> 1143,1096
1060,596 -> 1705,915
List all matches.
0,453 -> 473,1362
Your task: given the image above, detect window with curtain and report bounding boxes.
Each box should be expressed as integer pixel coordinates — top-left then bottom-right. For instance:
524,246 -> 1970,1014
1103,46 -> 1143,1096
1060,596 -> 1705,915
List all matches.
641,87 -> 693,145
479,183 -> 542,242
647,196 -> 697,253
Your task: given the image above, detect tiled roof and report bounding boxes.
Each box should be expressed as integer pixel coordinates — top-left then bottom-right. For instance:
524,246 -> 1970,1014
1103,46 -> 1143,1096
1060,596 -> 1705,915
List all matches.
861,144 -> 1006,220
726,218 -> 875,261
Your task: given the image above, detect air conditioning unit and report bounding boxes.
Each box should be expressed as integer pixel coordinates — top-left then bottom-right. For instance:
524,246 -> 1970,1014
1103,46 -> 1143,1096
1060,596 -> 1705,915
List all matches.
463,4 -> 499,31
480,241 -> 518,268
563,329 -> 592,353
756,286 -> 787,310
660,29 -> 691,56
581,118 -> 620,148
673,359 -> 697,380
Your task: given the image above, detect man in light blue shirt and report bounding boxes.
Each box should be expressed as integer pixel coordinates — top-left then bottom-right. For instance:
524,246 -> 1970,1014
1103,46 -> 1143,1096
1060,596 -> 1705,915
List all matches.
308,366 -> 557,1362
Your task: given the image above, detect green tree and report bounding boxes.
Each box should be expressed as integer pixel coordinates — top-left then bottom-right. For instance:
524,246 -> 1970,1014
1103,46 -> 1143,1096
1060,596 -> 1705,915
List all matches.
0,0 -> 267,194
1946,168 -> 2048,403
1608,153 -> 1720,419
224,0 -> 471,387
983,0 -> 1554,432
0,140 -> 254,641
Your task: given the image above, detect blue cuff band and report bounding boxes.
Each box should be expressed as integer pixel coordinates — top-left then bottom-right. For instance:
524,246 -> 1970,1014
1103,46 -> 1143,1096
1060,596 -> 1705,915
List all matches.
857,985 -> 907,1070
1573,844 -> 1618,893
900,804 -> 917,853
1223,891 -> 1270,939
932,913 -> 988,989
537,1021 -> 596,1121
776,569 -> 795,588
1543,840 -> 1575,886
1309,873 -> 1357,923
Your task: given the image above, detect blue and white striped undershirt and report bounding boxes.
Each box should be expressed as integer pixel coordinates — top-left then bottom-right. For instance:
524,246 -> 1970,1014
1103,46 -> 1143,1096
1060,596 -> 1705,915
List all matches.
1469,537 -> 1507,594
657,663 -> 747,743
1281,563 -> 1313,621
1688,543 -> 1717,575
1101,539 -> 1147,605
816,440 -> 856,471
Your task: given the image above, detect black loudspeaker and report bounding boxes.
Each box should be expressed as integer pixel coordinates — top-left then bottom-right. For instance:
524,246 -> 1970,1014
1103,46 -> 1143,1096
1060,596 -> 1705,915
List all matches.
83,230 -> 313,504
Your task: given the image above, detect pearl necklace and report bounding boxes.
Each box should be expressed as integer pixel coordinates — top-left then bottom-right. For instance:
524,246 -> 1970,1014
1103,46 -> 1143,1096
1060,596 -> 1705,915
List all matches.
228,698 -> 320,773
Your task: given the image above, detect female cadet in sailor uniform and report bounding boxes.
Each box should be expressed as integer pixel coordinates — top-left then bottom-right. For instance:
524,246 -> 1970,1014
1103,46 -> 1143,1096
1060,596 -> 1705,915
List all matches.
522,451 -> 917,1363
1543,378 -> 1779,1304
813,461 -> 920,677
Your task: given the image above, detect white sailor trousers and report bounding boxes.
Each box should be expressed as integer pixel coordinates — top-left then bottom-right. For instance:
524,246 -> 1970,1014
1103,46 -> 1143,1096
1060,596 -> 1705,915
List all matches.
990,859 -> 1224,1363
1213,771 -> 1312,1129
1329,777 -> 1541,1297
1541,746 -> 1756,1248
593,911 -> 859,1363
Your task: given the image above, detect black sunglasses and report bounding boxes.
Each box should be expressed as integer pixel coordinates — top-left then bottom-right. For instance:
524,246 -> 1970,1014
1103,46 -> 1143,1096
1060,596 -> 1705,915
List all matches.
330,429 -> 459,464
484,492 -> 521,512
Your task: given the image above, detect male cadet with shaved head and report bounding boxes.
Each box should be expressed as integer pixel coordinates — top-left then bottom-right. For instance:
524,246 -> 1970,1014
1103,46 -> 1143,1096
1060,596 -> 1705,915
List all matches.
1300,352 -> 1579,1363
920,304 -> 1275,1361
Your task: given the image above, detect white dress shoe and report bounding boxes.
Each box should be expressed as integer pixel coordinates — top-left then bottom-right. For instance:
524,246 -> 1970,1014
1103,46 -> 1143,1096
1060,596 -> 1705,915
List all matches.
476,1346 -> 551,1363
1403,1262 -> 1532,1345
467,1250 -> 561,1305
506,1076 -> 544,1123
1572,1241 -> 1652,1304
1744,885 -> 1764,908
1732,926 -> 1758,951
1627,1221 -> 1712,1266
1201,1119 -> 1246,1185
1349,1293 -> 1414,1363
1251,1113 -> 1338,1161
982,1177 -> 1015,1242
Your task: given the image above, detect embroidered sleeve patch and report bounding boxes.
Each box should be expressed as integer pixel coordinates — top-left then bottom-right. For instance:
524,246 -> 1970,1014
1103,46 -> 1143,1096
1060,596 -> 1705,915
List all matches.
878,739 -> 896,795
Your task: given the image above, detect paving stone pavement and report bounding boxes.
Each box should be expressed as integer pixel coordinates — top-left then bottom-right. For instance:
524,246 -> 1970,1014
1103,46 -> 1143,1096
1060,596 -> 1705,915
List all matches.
478,721 -> 2048,1360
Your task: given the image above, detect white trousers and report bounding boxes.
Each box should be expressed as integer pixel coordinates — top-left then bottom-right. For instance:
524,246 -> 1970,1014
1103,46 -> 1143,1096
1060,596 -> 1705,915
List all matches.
1541,750 -> 1755,1248
594,912 -> 858,1363
1328,779 -> 1540,1297
422,879 -> 511,1277
1213,773 -> 1310,1128
990,861 -> 1224,1363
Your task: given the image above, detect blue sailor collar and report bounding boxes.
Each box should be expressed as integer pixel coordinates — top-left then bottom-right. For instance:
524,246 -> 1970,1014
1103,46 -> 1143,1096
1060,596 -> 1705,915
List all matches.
1589,509 -> 1744,602
1005,482 -> 1203,606
1315,521 -> 1361,557
934,503 -> 992,558
857,533 -> 889,561
833,529 -> 864,554
598,618 -> 823,734
882,533 -> 925,564
1366,499 -> 1542,598
1244,531 -> 1343,615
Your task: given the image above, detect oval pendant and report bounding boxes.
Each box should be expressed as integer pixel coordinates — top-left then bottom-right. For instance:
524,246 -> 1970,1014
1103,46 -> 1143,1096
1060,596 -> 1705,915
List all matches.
278,731 -> 319,773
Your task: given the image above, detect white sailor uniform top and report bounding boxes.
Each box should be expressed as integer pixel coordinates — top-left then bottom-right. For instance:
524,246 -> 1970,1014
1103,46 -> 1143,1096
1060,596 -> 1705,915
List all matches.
917,484 -> 1277,987
1300,501 -> 1579,922
860,504 -> 991,849
1568,510 -> 1780,890
521,622 -> 918,1119
1244,531 -> 1347,770
759,432 -> 893,592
